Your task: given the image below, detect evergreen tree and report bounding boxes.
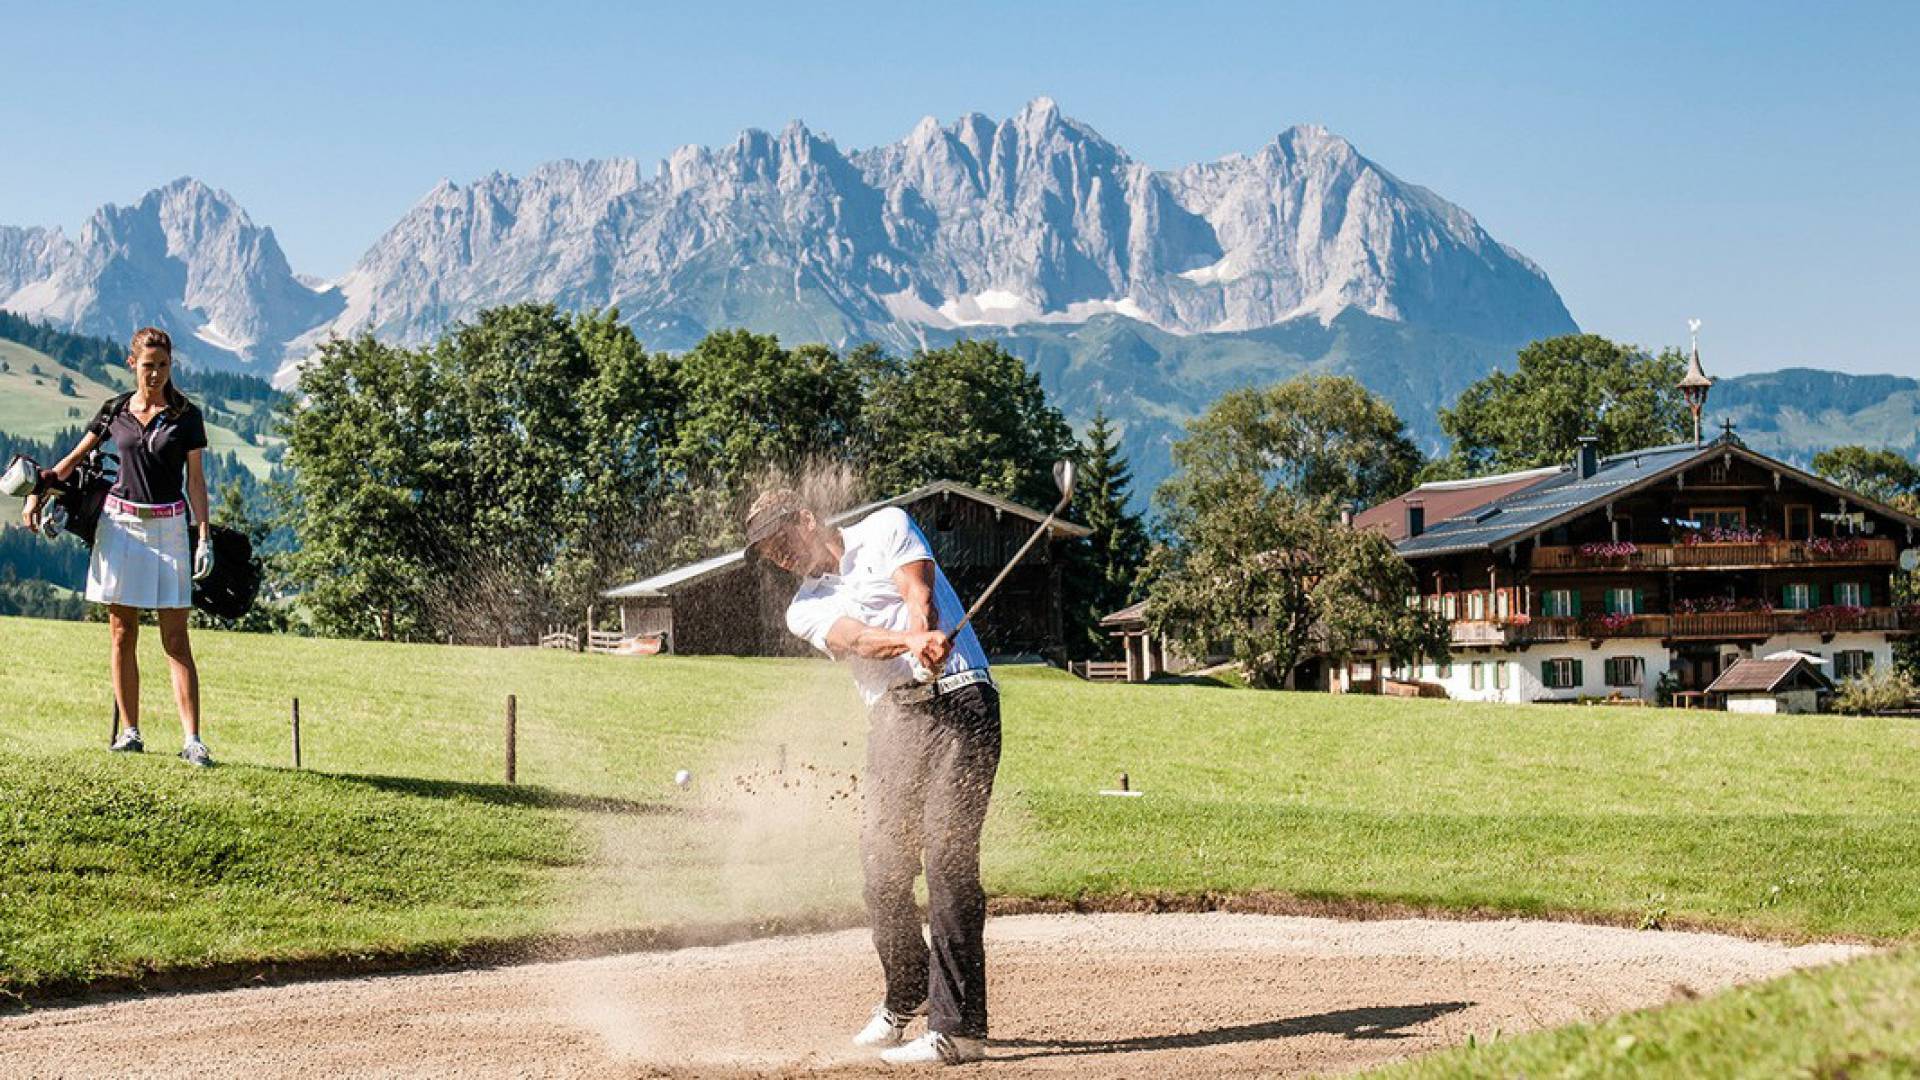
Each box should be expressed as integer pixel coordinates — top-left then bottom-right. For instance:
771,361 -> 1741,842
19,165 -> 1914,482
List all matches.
1065,409 -> 1149,657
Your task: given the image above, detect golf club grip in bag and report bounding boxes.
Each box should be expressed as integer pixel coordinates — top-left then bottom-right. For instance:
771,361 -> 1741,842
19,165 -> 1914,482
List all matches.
190,525 -> 263,621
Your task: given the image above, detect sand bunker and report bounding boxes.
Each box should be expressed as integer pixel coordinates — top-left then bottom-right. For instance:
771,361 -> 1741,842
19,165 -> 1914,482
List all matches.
0,913 -> 1864,1078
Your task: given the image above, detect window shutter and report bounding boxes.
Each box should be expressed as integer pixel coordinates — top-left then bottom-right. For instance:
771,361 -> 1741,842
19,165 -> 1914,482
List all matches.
1604,591 -> 1617,615
1633,588 -> 1645,615
1812,584 -> 1823,606
1541,659 -> 1553,684
1862,582 -> 1872,606
1571,591 -> 1583,617
1572,659 -> 1584,686
1782,584 -> 1791,608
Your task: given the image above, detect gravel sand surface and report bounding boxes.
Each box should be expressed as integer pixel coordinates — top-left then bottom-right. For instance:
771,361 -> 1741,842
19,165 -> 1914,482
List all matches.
0,913 -> 1865,1078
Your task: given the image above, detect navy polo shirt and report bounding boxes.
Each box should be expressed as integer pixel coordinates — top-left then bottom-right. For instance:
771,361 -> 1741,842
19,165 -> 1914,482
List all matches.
86,394 -> 209,506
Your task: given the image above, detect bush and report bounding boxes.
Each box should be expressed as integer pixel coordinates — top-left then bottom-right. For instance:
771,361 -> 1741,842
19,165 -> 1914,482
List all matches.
1832,668 -> 1918,715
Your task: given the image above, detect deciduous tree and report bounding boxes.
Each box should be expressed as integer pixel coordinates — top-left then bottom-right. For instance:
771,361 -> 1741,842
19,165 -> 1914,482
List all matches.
1145,481 -> 1446,688
1159,374 -> 1420,527
1436,334 -> 1688,476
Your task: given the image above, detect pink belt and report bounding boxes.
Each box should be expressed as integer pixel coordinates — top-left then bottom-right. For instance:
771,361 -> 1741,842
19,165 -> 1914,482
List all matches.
106,495 -> 189,520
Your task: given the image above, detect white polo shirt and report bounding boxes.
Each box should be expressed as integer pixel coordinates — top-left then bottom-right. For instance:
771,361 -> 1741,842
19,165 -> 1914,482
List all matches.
785,507 -> 990,705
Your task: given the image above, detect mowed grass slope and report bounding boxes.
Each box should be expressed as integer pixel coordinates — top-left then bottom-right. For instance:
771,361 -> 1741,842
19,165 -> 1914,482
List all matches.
0,339 -> 274,476
3,615 -> 1919,1074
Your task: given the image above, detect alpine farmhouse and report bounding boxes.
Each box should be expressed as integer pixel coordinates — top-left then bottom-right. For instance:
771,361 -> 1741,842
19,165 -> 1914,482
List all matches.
1340,350 -> 1920,705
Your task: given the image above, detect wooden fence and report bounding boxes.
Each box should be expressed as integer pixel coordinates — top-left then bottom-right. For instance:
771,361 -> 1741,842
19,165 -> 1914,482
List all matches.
1072,660 -> 1131,682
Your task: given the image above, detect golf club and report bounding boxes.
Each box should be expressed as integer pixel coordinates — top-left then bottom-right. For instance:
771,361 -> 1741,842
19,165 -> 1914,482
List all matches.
913,458 -> 1077,682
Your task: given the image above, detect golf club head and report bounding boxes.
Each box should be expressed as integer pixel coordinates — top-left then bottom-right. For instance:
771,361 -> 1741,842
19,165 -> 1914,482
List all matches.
1053,459 -> 1077,504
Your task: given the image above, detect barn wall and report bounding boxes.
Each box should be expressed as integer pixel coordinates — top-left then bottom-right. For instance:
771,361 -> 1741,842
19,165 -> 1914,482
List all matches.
632,492 -> 1082,658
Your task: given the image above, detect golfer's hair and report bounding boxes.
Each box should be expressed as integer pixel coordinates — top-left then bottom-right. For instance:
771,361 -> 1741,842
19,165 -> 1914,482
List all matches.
129,327 -> 192,416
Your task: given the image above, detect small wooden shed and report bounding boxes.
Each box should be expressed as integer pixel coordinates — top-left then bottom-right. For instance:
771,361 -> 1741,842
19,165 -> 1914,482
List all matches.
1706,657 -> 1834,714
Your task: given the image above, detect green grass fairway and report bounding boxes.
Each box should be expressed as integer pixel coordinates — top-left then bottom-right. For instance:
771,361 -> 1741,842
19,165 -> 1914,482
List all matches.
2,615 -> 1917,1074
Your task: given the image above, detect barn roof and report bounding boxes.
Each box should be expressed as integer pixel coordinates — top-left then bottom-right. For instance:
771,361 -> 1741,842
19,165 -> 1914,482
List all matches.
1706,657 -> 1834,695
602,480 -> 1091,600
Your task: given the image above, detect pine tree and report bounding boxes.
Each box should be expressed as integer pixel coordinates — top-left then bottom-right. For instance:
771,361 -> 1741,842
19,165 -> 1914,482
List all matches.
1065,409 -> 1149,657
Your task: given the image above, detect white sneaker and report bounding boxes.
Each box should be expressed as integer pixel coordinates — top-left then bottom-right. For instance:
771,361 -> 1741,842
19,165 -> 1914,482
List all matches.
853,1005 -> 920,1048
880,1031 -> 986,1066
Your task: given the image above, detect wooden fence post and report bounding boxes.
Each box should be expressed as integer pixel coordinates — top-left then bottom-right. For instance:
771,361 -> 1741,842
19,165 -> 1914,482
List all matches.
505,694 -> 518,785
292,697 -> 302,770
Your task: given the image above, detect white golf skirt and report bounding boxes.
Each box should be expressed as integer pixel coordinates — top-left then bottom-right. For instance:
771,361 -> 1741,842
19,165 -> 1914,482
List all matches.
86,501 -> 193,610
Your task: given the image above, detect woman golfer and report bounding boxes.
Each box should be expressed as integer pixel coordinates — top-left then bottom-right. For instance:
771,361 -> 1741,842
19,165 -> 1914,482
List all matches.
22,327 -> 217,766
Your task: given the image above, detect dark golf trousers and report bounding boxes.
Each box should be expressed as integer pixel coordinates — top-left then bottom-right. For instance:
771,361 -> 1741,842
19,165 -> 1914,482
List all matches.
865,681 -> 1001,1039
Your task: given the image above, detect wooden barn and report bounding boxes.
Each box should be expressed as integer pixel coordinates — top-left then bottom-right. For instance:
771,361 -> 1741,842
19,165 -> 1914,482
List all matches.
601,481 -> 1092,659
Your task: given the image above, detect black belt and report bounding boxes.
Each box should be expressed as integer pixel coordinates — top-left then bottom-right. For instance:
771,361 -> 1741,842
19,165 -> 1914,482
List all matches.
884,668 -> 995,707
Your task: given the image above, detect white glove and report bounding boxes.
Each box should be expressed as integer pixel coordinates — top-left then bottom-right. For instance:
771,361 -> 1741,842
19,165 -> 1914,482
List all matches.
910,656 -> 937,683
192,541 -> 214,582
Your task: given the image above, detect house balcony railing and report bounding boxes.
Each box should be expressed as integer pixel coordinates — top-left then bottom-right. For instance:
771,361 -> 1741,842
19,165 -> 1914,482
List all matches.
1531,536 -> 1896,572
1447,605 -> 1920,646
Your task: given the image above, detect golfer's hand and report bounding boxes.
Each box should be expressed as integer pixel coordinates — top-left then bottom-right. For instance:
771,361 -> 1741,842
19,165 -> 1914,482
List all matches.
918,632 -> 952,670
20,500 -> 38,533
192,541 -> 214,582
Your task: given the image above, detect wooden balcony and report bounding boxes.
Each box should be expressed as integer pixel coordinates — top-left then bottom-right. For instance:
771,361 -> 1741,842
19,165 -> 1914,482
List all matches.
1453,605 -> 1920,646
1531,536 -> 1896,572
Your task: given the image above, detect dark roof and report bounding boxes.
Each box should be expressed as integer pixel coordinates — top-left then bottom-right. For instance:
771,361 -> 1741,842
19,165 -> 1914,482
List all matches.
1354,467 -> 1560,542
1100,600 -> 1148,627
1394,443 -> 1702,557
1391,437 -> 1920,559
1706,657 -> 1833,695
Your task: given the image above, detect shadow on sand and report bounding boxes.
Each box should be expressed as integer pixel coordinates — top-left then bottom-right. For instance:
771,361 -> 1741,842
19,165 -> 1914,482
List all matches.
992,1001 -> 1474,1061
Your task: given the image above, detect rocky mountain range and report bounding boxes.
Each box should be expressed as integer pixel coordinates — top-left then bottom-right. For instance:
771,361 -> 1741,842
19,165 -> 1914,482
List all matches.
0,99 -> 1593,494
1,98 -> 1573,369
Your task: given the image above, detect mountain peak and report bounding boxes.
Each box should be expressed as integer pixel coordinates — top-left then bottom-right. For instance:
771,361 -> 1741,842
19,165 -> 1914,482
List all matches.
1018,95 -> 1061,122
0,101 -> 1574,382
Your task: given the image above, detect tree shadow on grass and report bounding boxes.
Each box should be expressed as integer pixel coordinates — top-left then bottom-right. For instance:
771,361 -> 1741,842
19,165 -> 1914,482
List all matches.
992,1001 -> 1473,1061
1143,674 -> 1238,688
321,771 -> 681,817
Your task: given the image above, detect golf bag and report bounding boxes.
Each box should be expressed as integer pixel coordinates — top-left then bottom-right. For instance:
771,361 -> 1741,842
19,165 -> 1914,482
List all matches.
190,525 -> 263,621
2,451 -> 116,545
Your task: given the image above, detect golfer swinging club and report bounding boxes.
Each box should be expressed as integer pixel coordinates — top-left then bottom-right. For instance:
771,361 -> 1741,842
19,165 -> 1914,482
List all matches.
746,490 -> 998,1067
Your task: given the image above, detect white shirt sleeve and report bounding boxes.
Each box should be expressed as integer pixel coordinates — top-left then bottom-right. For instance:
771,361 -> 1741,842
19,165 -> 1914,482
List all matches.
785,592 -> 840,656
872,507 -> 933,576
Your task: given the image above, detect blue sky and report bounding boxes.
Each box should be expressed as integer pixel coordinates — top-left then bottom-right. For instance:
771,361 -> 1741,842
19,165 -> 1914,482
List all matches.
5,1 -> 1915,376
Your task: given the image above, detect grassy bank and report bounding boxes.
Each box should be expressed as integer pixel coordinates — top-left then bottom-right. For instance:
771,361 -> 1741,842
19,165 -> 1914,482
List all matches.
3,615 -> 1917,1071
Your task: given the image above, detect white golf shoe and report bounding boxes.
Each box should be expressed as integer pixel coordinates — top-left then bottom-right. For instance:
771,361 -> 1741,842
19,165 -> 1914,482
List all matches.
853,1005 -> 920,1048
880,1031 -> 986,1066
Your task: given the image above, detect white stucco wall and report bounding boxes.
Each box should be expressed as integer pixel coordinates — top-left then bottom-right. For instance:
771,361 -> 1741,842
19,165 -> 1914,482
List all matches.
1753,632 -> 1892,681
1347,630 -> 1895,705
1389,639 -> 1672,704
1727,689 -> 1821,715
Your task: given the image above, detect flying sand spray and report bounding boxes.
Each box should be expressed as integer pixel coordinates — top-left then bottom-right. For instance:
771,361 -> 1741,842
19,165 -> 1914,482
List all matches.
910,458 -> 1077,683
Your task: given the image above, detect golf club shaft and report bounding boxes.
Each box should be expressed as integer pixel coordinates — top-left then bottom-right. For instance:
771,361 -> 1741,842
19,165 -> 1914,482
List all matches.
948,493 -> 1070,642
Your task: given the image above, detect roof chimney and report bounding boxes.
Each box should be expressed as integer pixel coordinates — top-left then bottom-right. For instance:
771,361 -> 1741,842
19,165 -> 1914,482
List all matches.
1405,497 -> 1425,538
1576,436 -> 1600,480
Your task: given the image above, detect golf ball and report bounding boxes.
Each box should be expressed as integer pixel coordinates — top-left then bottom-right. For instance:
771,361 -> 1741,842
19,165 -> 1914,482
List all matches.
674,769 -> 692,788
